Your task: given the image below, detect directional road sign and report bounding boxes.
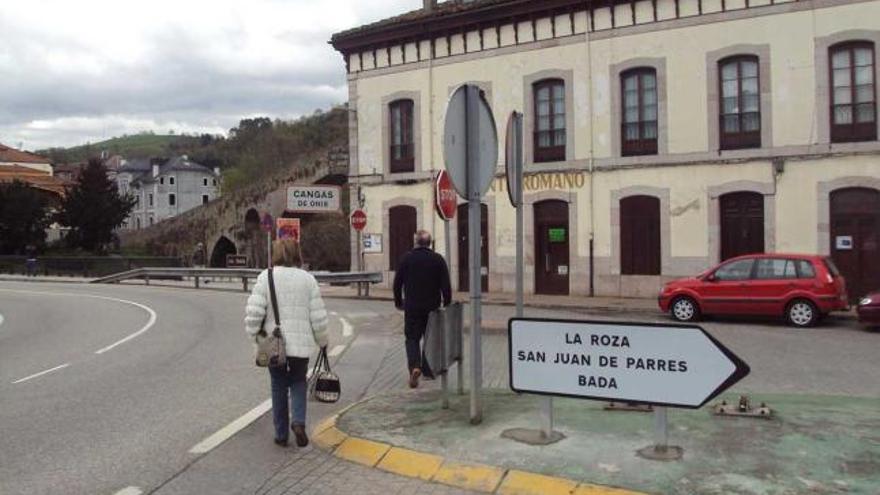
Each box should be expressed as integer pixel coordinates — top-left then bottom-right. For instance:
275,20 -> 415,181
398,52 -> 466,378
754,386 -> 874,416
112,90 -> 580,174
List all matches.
509,318 -> 749,408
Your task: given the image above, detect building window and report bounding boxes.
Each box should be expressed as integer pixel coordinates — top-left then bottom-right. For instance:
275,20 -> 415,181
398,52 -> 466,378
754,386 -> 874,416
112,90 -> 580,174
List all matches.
621,68 -> 658,156
389,99 -> 414,173
202,194 -> 209,204
149,216 -> 154,226
169,193 -> 176,206
203,178 -> 208,186
159,177 -> 164,185
830,41 -> 876,142
148,193 -> 154,207
136,217 -> 141,229
620,196 -> 661,275
533,79 -> 566,163
212,178 -> 217,186
169,176 -> 175,185
719,56 -> 761,149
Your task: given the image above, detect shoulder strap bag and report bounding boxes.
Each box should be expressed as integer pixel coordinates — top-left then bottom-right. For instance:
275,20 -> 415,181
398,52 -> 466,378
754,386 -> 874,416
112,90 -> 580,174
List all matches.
309,347 -> 341,403
254,268 -> 287,368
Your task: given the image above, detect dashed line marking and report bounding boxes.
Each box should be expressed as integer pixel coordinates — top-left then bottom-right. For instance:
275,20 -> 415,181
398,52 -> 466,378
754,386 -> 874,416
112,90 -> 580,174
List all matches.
113,487 -> 143,495
340,317 -> 353,337
328,345 -> 346,357
12,363 -> 70,384
0,312 -> 4,328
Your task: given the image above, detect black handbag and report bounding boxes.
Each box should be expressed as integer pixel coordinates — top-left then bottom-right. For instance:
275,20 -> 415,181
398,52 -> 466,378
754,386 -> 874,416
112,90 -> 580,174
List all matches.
309,347 -> 341,403
254,268 -> 287,368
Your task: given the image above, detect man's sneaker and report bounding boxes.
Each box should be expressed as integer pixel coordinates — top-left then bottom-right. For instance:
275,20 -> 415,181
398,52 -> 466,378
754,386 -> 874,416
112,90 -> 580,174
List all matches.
409,368 -> 421,389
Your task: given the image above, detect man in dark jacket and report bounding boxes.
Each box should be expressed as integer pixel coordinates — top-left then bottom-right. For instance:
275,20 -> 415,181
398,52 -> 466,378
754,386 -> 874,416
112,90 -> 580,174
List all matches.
393,230 -> 452,388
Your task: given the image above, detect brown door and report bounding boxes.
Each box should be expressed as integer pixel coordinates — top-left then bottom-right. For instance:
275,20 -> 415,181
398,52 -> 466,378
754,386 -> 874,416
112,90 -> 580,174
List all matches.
534,200 -> 569,295
620,195 -> 661,275
389,205 -> 417,271
720,191 -> 764,261
457,203 -> 489,292
831,188 -> 880,300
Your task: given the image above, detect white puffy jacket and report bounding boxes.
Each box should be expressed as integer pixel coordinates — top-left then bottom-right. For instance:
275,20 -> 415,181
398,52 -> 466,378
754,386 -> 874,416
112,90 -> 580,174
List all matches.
244,267 -> 328,358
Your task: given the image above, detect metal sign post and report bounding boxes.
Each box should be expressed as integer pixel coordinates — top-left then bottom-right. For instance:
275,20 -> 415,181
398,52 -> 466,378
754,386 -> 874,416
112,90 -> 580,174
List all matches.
443,84 -> 497,425
505,111 -> 553,437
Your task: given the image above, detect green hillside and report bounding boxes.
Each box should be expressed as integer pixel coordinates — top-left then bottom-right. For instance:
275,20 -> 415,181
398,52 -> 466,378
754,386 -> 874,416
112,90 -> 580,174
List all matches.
38,133 -> 204,164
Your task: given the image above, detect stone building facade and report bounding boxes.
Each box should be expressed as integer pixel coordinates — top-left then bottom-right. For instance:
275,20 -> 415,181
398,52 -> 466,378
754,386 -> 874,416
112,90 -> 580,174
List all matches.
332,0 -> 880,300
117,155 -> 221,230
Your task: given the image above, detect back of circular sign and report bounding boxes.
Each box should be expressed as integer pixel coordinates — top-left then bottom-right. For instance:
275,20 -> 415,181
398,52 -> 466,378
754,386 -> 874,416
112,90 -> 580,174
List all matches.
442,84 -> 498,199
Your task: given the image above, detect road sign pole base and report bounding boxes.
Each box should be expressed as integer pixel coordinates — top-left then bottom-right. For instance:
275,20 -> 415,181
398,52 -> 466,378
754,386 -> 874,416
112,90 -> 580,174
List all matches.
637,444 -> 683,461
501,427 -> 565,446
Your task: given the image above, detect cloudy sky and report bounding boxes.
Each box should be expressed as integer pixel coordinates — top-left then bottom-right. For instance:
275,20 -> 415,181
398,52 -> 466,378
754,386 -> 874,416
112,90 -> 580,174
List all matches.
0,0 -> 419,151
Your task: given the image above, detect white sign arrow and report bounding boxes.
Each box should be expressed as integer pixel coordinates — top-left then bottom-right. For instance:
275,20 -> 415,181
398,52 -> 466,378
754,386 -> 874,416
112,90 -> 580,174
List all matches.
509,318 -> 749,408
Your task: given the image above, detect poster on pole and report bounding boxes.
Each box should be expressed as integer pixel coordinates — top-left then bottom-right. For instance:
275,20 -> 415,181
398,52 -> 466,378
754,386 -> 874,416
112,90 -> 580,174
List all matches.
276,218 -> 301,242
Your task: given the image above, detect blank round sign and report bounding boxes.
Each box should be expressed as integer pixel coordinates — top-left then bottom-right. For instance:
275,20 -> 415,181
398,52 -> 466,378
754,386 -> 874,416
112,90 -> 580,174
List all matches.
442,84 -> 498,198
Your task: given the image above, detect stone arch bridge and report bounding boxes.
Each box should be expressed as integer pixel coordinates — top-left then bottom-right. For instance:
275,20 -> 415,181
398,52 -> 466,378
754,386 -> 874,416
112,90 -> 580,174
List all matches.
119,147 -> 351,271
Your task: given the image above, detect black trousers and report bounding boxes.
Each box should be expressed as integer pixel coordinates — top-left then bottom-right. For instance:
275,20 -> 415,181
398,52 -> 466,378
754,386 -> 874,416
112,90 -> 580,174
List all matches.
404,311 -> 434,378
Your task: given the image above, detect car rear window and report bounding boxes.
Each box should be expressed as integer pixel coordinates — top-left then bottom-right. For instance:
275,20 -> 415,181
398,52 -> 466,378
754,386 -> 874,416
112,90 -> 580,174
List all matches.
823,258 -> 841,277
796,260 -> 817,279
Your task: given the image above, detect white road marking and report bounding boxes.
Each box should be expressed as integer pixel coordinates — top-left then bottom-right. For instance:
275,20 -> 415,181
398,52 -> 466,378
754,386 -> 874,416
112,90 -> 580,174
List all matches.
328,345 -> 346,357
93,298 -> 157,354
189,368 -> 315,455
113,487 -> 143,495
340,317 -> 353,337
0,312 -> 4,328
12,363 -> 70,384
0,289 -> 158,355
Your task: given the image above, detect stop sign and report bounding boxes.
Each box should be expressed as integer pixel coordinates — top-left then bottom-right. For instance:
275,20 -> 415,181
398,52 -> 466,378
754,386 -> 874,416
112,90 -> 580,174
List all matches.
435,170 -> 457,221
350,209 -> 367,231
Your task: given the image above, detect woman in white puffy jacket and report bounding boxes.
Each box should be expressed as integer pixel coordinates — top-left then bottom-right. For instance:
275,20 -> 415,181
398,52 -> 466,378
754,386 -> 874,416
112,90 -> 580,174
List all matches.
245,239 -> 328,447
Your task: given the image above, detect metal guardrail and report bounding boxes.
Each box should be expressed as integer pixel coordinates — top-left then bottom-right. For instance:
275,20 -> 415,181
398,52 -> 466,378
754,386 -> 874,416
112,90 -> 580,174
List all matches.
91,267 -> 383,293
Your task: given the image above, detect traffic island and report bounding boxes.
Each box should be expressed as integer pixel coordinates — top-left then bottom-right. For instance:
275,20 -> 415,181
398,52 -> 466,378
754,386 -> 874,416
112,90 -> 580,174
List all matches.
315,388 -> 880,495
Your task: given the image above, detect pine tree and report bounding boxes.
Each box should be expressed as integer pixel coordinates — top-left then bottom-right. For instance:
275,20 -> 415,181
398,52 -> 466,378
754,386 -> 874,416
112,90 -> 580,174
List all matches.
56,158 -> 135,253
0,180 -> 50,254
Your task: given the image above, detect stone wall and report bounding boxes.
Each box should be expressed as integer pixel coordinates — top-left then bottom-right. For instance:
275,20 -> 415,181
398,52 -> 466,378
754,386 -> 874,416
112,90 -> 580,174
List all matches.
119,146 -> 351,270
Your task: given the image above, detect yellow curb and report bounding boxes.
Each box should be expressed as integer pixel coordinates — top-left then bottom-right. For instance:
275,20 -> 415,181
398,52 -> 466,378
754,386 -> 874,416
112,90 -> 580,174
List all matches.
498,470 -> 578,495
377,447 -> 444,481
574,484 -> 646,495
432,460 -> 506,493
334,437 -> 391,467
321,396 -> 649,495
313,426 -> 348,450
312,414 -> 338,436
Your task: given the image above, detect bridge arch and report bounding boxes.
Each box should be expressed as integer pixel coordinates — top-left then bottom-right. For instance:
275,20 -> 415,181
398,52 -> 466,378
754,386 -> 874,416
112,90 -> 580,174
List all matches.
209,236 -> 237,267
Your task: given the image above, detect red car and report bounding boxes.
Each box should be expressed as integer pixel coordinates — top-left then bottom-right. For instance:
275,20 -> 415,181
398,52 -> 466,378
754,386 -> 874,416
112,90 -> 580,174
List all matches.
857,291 -> 880,329
659,254 -> 848,327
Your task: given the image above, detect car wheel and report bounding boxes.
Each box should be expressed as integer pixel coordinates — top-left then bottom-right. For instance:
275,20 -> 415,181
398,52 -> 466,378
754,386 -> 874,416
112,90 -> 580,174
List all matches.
671,297 -> 700,322
786,299 -> 818,327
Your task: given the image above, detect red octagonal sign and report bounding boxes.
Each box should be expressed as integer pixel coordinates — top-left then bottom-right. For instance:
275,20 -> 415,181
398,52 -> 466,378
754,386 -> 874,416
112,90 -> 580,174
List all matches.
435,170 -> 457,221
350,209 -> 367,231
